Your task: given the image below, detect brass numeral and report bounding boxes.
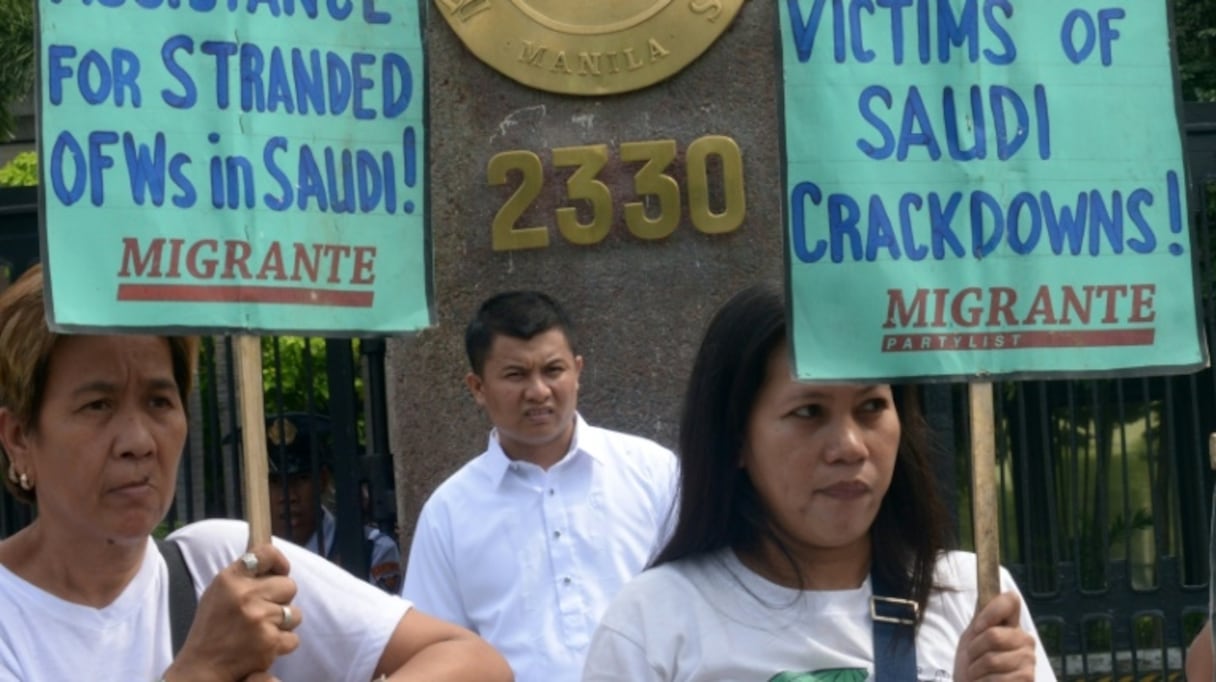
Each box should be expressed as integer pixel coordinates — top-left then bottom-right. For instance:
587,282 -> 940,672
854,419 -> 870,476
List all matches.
620,140 -> 680,240
487,150 -> 549,251
487,135 -> 745,251
687,135 -> 746,235
553,145 -> 613,246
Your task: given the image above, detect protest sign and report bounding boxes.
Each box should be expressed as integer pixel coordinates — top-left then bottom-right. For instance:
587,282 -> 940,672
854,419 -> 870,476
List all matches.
778,0 -> 1207,604
37,0 -> 429,549
778,0 -> 1205,383
38,0 -> 430,335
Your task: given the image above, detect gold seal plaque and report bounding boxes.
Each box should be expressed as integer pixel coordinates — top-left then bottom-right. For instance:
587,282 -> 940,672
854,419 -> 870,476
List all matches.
434,0 -> 745,96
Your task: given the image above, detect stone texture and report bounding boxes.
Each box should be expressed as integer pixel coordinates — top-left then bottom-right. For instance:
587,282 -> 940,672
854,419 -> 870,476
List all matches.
389,0 -> 783,548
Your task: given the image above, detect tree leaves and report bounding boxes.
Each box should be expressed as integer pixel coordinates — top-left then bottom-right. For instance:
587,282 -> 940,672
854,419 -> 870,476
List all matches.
1174,0 -> 1216,102
0,0 -> 34,138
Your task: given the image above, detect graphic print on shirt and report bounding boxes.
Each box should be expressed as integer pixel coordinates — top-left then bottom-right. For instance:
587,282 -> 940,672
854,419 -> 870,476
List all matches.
768,668 -> 952,682
768,669 -> 867,682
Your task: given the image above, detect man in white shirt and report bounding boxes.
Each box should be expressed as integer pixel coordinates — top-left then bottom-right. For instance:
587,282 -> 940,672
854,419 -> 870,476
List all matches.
402,291 -> 678,681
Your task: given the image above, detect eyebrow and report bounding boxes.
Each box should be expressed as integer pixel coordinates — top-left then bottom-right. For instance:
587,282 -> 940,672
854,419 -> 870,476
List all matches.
71,377 -> 178,396
791,383 -> 883,398
498,356 -> 567,370
147,378 -> 181,392
71,381 -> 116,397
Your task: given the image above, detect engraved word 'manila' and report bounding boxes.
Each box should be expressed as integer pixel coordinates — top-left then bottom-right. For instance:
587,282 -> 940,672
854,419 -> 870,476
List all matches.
438,0 -> 489,22
518,39 -> 671,76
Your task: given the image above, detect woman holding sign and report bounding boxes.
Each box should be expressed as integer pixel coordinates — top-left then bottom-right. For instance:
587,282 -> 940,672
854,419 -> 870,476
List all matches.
0,266 -> 512,682
582,284 -> 1053,681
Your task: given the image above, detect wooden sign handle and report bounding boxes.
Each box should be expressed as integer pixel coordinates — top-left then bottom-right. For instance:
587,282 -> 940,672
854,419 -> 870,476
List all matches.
969,381 -> 1000,607
234,335 -> 271,549
1208,432 -> 1216,472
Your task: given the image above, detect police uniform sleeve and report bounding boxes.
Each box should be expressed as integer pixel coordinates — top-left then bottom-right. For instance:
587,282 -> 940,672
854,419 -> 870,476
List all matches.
366,529 -> 403,594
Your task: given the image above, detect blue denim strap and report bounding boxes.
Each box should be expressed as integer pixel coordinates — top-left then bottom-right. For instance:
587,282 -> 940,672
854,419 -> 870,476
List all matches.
870,569 -> 919,681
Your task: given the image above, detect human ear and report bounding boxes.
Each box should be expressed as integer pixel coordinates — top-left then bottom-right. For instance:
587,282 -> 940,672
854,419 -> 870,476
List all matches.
0,408 -> 33,479
464,372 -> 486,407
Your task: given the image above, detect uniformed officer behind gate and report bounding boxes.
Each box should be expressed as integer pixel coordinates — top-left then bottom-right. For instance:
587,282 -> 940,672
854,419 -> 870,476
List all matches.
262,412 -> 403,594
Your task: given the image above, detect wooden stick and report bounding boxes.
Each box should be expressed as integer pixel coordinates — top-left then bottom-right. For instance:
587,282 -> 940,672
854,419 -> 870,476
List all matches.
234,335 -> 271,549
969,381 -> 1000,607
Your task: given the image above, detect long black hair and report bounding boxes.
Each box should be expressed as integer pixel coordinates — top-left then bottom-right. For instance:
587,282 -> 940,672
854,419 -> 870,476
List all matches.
653,283 -> 950,619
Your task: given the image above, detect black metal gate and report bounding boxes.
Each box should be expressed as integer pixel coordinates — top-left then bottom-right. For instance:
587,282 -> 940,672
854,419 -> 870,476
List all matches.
166,335 -> 399,582
947,102 -> 1216,680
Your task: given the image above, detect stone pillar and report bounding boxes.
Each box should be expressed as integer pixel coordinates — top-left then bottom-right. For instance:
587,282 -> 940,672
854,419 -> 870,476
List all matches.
389,2 -> 783,548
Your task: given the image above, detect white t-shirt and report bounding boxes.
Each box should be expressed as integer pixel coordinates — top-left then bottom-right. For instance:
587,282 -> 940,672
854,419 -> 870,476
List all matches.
403,415 -> 678,682
582,549 -> 1057,682
0,519 -> 410,682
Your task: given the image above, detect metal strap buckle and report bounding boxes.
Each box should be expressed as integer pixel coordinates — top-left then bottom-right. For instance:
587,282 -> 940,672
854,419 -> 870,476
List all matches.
870,595 -> 919,626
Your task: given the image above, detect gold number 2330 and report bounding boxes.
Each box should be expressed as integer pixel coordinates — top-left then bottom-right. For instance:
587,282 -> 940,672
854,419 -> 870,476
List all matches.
487,135 -> 746,251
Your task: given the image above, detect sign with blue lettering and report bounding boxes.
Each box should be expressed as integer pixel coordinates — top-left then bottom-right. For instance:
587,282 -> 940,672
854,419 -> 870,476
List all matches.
38,0 -> 429,334
778,0 -> 1206,381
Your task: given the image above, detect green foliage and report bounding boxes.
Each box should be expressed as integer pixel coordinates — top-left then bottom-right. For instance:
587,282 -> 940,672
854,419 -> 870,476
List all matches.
261,336 -> 366,442
0,151 -> 37,187
0,0 -> 34,138
1175,0 -> 1216,102
262,336 -> 332,413
194,336 -> 366,450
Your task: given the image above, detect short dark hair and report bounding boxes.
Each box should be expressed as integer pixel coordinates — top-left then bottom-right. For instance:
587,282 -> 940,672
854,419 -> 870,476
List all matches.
653,283 -> 949,620
464,291 -> 576,375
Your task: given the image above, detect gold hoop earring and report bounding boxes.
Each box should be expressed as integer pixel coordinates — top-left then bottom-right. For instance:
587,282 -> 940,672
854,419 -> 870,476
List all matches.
18,473 -> 31,491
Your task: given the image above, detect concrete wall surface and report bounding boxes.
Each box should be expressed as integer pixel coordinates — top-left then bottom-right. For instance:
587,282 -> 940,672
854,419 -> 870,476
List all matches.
389,0 -> 785,546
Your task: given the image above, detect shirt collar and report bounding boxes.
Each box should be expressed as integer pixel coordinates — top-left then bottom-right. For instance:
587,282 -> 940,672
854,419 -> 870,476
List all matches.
307,507 -> 336,555
481,413 -> 602,485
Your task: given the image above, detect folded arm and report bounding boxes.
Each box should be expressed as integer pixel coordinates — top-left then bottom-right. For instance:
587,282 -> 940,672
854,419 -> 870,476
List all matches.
373,608 -> 512,682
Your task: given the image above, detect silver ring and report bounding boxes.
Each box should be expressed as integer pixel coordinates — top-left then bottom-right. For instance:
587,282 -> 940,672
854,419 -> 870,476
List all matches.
280,604 -> 293,629
238,552 -> 259,575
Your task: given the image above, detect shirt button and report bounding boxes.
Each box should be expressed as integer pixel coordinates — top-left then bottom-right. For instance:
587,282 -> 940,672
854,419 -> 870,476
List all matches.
553,530 -> 561,539
548,488 -> 555,496
563,577 -> 572,585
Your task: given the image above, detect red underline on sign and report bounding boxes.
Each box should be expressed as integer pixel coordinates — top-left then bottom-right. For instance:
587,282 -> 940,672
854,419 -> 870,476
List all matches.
116,284 -> 374,308
880,329 -> 1156,352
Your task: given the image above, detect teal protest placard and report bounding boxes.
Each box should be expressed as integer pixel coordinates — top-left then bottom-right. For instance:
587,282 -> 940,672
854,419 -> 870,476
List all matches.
38,0 -> 429,334
778,0 -> 1206,381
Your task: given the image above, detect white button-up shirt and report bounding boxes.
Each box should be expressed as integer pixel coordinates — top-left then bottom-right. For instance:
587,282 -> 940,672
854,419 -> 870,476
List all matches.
403,415 -> 678,681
